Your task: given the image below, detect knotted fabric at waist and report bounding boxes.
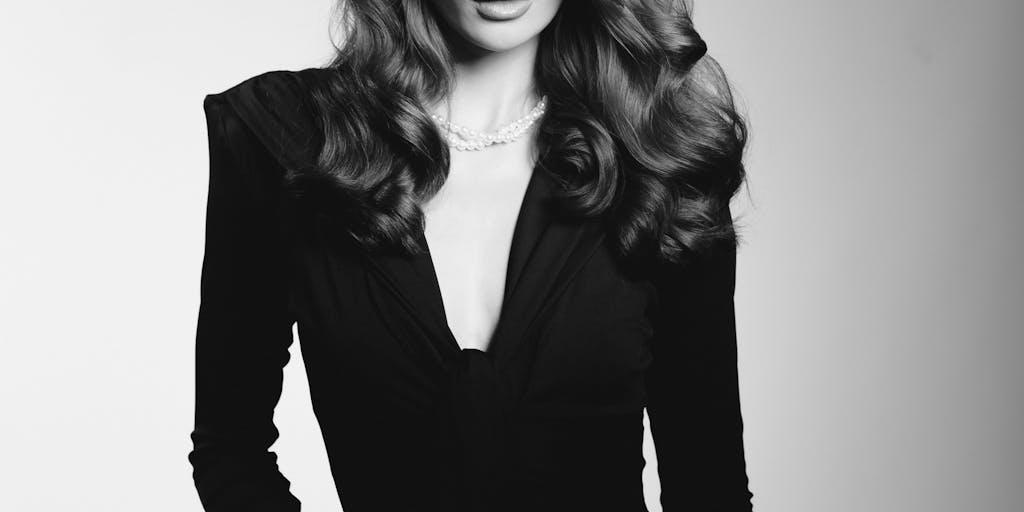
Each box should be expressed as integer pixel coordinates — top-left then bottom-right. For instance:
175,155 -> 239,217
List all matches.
429,348 -> 510,512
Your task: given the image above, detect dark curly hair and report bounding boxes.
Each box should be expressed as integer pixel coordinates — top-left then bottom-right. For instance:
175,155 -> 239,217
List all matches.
287,0 -> 748,266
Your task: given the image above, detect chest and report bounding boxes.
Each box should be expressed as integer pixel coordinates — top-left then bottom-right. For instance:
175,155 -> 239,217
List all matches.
419,153 -> 536,352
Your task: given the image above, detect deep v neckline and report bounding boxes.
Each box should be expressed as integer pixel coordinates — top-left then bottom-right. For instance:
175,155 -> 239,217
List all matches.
418,163 -> 544,355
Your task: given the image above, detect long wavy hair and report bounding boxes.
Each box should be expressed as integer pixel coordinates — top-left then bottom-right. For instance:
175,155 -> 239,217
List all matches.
288,0 -> 748,266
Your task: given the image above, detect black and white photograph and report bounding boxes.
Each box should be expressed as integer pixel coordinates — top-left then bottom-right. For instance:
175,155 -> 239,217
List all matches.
2,1 -> 1021,511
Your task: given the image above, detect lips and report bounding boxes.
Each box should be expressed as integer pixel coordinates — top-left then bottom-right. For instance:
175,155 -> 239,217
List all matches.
473,0 -> 533,22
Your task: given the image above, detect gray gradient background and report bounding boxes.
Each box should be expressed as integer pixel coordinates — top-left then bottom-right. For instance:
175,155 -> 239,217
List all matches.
0,1 -> 1020,511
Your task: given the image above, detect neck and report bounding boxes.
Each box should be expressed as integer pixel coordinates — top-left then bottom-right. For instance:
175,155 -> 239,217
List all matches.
430,37 -> 542,132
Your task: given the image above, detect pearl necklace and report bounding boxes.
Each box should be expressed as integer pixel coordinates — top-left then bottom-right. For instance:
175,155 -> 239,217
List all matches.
428,95 -> 548,151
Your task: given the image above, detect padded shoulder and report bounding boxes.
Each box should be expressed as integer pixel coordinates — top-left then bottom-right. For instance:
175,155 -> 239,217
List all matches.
205,68 -> 330,171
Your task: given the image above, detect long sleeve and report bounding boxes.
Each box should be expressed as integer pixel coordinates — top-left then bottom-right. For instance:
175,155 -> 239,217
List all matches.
645,205 -> 754,511
188,93 -> 301,511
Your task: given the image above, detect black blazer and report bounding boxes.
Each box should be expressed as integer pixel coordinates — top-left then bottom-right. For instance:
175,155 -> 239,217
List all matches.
189,69 -> 753,512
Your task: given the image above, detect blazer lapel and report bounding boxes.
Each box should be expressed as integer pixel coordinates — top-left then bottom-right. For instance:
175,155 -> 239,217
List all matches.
486,166 -> 607,368
359,234 -> 460,369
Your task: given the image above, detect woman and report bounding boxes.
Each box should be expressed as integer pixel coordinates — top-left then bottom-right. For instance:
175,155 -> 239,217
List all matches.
188,0 -> 753,511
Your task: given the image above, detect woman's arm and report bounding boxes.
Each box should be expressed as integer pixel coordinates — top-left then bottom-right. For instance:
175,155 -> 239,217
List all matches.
645,204 -> 754,511
188,93 -> 300,511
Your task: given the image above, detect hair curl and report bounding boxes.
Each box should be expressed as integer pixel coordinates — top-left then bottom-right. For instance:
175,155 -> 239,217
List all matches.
288,0 -> 749,266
